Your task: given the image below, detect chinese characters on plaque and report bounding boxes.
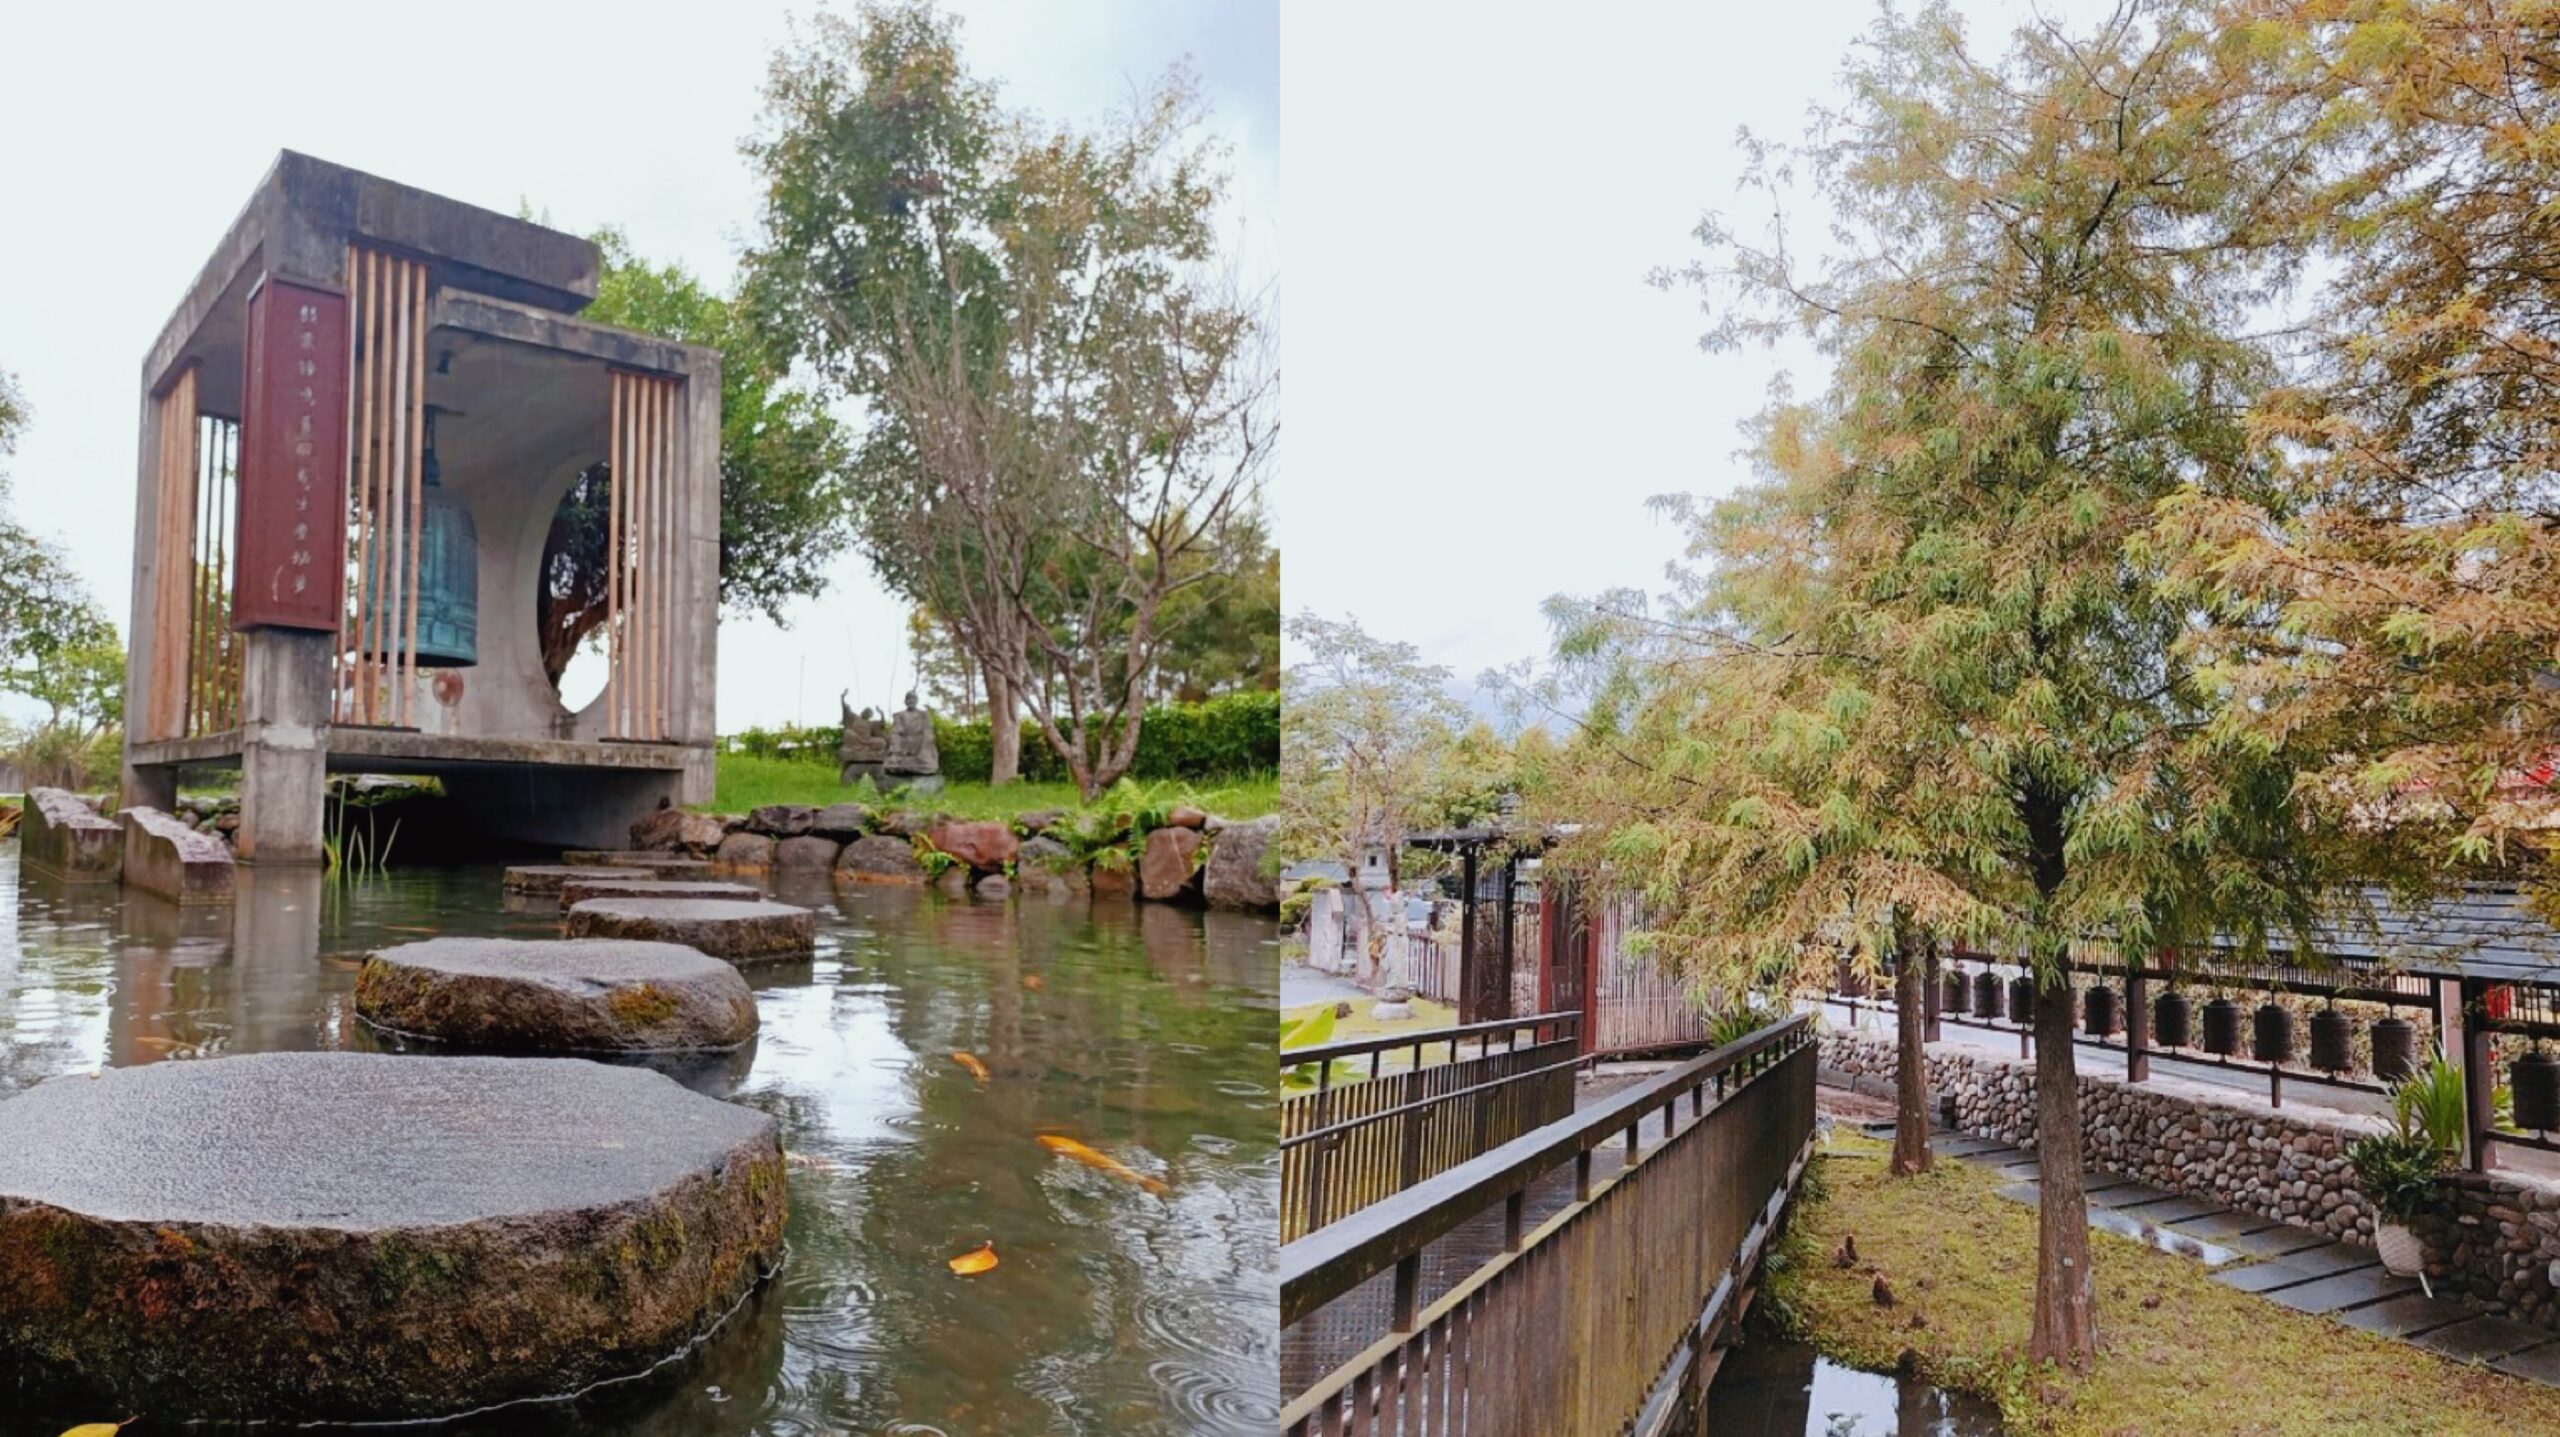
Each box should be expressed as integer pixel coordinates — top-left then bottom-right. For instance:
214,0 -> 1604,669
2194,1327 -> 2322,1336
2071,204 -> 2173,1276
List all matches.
232,277 -> 349,632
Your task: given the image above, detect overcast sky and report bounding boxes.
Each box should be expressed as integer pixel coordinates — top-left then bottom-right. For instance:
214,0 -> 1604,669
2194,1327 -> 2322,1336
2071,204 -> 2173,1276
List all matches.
0,0 -> 1275,730
1279,0 -> 2095,693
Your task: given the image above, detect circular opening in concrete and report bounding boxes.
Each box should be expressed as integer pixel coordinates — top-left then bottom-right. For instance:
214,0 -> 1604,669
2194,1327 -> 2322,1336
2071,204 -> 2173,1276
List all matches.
536,461 -> 612,716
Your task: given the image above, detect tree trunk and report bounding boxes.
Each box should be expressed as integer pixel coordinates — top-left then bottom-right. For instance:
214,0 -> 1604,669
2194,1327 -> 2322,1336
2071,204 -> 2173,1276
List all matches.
987,670 -> 1021,786
2029,970 -> 2097,1365
1891,955 -> 1933,1176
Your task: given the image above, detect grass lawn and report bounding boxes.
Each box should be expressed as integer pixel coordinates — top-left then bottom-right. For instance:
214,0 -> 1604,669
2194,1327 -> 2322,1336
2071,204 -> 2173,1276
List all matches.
705,754 -> 1278,822
1768,1132 -> 2560,1435
1282,995 -> 1459,1042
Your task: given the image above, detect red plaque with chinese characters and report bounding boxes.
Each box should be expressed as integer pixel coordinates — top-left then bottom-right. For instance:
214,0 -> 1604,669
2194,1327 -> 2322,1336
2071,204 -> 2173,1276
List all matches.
233,276 -> 349,632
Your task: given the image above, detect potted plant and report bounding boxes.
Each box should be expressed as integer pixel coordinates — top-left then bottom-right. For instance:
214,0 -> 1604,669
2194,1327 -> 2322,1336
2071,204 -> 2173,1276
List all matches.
2346,1052 -> 2464,1293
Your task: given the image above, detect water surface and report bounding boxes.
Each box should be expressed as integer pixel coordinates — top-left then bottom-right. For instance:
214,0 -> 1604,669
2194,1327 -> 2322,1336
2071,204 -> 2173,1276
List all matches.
1703,1329 -> 2005,1437
0,847 -> 1279,1435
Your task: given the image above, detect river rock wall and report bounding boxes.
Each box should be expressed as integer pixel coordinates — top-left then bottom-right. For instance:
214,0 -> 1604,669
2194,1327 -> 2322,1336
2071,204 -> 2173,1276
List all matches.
633,803 -> 1280,912
1823,1028 -> 2560,1331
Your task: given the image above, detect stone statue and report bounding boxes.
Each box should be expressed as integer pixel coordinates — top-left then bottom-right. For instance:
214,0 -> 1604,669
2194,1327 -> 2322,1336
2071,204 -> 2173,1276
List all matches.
884,691 -> 942,795
837,690 -> 891,787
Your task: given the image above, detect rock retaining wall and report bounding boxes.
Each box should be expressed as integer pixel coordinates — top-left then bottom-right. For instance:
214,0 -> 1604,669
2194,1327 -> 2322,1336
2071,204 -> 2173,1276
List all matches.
1823,1028 -> 2560,1331
634,803 -> 1278,911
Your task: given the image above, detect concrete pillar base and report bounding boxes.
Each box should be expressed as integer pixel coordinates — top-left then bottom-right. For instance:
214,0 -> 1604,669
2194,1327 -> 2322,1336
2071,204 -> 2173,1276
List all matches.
236,629 -> 333,865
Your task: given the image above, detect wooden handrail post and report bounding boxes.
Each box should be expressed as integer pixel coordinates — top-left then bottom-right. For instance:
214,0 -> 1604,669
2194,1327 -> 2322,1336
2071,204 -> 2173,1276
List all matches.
2127,967 -> 2151,1083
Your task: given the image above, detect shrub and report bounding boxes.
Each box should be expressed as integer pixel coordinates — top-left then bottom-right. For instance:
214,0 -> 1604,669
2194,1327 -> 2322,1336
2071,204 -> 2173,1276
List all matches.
2347,1129 -> 2446,1224
935,692 -> 1279,784
724,693 -> 1279,787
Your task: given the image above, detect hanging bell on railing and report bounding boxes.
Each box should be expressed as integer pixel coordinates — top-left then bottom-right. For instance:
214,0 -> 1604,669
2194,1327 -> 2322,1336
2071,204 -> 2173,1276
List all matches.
2155,989 -> 2191,1049
2201,997 -> 2244,1057
2253,1002 -> 2295,1064
1973,970 -> 2003,1021
2513,1049 -> 2560,1133
2309,1007 -> 2354,1075
2084,985 -> 2119,1039
2370,1016 -> 2418,1084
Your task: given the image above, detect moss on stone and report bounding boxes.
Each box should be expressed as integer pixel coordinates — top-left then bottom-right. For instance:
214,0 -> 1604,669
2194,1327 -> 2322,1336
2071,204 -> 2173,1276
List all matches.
608,982 -> 682,1029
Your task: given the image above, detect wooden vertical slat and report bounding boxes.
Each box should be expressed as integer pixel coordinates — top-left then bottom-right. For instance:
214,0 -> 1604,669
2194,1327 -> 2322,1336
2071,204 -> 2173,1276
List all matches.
654,374 -> 671,738
185,410 -> 207,736
361,250 -> 387,724
402,259 -> 426,728
636,374 -> 652,740
387,257 -> 412,726
608,371 -> 623,739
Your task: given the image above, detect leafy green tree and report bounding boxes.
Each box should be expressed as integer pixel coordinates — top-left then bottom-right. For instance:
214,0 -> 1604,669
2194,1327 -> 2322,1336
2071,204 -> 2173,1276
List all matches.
1281,613 -> 1474,878
745,0 -> 1275,794
1543,1 -> 2361,1364
1155,507 -> 1280,701
0,369 -> 113,712
532,227 -> 857,681
2164,0 -> 2560,884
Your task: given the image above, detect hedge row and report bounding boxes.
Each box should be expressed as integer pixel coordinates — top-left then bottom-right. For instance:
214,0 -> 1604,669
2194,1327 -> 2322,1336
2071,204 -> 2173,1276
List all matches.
725,690 -> 1278,784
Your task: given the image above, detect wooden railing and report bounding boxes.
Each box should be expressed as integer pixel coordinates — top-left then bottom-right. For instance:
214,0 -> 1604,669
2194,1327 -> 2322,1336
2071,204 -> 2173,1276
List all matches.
1282,1012 -> 1582,1241
1280,1012 -> 1817,1436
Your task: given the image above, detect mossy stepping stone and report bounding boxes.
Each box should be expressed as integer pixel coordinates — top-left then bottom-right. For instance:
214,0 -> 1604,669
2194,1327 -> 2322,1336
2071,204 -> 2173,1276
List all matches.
0,1052 -> 784,1422
565,897 -> 817,964
355,937 -> 758,1052
559,851 -> 714,876
556,875 -> 764,908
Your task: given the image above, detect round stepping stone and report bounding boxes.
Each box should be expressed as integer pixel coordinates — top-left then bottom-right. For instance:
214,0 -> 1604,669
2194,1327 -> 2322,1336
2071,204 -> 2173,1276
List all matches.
557,875 -> 764,908
502,864 -> 592,895
0,1052 -> 785,1422
354,937 -> 759,1052
566,897 -> 817,963
561,850 -> 714,876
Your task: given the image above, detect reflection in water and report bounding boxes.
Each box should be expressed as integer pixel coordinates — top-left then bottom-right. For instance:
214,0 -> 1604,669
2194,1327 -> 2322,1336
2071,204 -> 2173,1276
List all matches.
0,847 -> 1280,1435
1703,1327 -> 2005,1436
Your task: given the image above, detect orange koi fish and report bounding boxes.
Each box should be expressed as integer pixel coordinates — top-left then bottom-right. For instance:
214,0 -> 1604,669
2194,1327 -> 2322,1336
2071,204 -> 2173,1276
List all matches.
1037,1134 -> 1170,1196
952,1052 -> 991,1085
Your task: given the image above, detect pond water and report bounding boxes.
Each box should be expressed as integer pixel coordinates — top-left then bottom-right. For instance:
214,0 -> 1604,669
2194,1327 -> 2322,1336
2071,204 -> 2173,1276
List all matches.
0,846 -> 1281,1436
1702,1329 -> 2005,1437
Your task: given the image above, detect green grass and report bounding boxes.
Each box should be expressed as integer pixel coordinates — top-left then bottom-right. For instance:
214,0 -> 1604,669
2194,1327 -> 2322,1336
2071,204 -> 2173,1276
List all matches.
704,753 -> 1277,821
1768,1131 -> 2560,1436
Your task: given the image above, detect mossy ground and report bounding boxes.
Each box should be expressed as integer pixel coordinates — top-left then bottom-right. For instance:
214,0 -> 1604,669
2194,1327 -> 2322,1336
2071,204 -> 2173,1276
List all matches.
1765,1131 -> 2560,1435
703,755 -> 1277,821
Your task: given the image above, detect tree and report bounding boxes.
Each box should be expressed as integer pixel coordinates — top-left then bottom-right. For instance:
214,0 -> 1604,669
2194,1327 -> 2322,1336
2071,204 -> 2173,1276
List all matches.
0,367 -> 113,712
0,365 -> 125,771
745,1 -> 1275,794
1281,613 -> 1473,877
533,228 -> 856,683
1154,506 -> 1281,700
1543,1 -> 2358,1364
2163,0 -> 2560,885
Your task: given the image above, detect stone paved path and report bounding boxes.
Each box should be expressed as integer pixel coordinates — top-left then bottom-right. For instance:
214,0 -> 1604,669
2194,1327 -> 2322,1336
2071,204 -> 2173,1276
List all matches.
1934,1131 -> 2560,1385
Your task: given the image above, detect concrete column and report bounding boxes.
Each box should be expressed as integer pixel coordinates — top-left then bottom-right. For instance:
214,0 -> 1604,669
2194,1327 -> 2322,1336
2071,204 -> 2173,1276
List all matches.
235,629 -> 332,864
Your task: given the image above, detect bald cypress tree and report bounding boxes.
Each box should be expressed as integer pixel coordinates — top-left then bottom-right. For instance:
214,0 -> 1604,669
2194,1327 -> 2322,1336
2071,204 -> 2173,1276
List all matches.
1540,1 -> 2358,1364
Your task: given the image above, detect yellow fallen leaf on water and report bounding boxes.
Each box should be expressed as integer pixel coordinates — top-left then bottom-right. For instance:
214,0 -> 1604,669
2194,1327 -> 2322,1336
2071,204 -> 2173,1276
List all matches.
948,1241 -> 998,1276
951,1052 -> 991,1085
1037,1134 -> 1171,1197
60,1419 -> 137,1437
